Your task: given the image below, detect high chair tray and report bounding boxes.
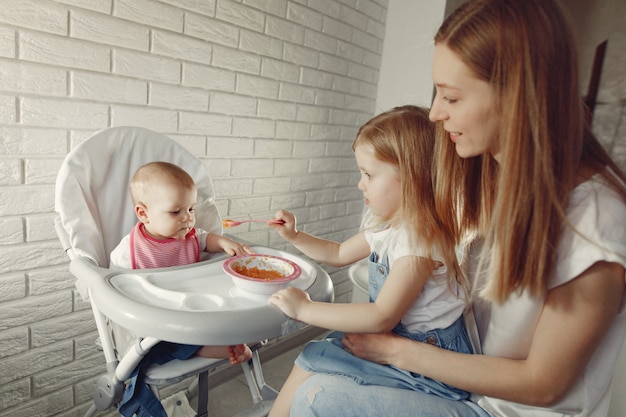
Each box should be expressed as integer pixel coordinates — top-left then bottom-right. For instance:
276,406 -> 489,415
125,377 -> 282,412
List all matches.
72,246 -> 334,345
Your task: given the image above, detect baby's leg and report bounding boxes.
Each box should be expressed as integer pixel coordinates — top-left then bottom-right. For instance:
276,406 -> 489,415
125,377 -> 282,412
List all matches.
268,364 -> 313,417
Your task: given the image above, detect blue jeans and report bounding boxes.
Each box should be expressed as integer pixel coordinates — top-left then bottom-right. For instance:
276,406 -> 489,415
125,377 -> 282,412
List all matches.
290,374 -> 490,417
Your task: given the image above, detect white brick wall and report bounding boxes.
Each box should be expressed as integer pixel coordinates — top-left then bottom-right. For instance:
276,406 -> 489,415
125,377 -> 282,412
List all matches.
0,0 -> 386,415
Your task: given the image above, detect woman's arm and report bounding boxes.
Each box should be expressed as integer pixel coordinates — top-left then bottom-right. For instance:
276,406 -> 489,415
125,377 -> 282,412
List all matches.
269,255 -> 431,333
343,261 -> 625,406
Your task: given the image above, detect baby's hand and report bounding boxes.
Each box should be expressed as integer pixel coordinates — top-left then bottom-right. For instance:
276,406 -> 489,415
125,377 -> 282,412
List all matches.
228,344 -> 252,365
268,287 -> 311,320
220,237 -> 252,256
269,210 -> 298,241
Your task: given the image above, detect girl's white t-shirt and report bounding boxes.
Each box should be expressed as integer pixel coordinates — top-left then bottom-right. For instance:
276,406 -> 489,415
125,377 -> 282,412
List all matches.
471,176 -> 626,416
364,226 -> 466,333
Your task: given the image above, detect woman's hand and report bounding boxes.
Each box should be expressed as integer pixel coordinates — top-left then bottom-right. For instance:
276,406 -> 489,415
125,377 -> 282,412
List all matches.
342,332 -> 405,366
268,287 -> 311,320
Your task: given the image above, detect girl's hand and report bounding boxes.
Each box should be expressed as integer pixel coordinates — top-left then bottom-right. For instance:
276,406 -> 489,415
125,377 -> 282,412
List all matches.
219,236 -> 252,256
228,344 -> 252,365
269,210 -> 298,241
268,287 -> 311,319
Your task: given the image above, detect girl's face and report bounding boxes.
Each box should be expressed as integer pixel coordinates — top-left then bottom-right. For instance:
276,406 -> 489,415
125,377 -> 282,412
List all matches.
355,142 -> 401,218
429,44 -> 501,161
137,184 -> 197,240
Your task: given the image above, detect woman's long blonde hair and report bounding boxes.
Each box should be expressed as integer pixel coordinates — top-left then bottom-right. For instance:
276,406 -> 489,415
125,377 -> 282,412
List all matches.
434,0 -> 626,302
354,105 -> 466,292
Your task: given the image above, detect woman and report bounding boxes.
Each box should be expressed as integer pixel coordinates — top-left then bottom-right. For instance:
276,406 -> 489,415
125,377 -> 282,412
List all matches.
289,0 -> 626,416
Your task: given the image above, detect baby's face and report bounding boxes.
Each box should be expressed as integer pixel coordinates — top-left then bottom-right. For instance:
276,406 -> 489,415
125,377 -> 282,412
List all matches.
142,184 -> 197,240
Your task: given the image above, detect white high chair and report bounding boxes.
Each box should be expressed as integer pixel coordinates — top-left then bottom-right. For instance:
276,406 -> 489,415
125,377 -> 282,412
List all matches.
54,127 -> 334,417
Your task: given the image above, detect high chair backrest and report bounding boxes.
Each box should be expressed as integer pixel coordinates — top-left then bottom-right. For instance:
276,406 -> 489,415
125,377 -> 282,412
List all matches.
55,126 -> 222,268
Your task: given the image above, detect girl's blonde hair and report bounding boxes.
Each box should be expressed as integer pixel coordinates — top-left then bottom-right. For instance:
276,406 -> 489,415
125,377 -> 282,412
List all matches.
354,105 -> 465,292
130,161 -> 196,206
434,0 -> 626,302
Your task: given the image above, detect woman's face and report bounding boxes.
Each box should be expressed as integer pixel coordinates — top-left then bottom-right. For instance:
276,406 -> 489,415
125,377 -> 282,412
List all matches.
429,44 -> 501,161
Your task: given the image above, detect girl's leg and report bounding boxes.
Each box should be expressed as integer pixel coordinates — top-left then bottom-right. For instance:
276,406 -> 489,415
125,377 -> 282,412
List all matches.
290,374 -> 489,417
268,364 -> 314,417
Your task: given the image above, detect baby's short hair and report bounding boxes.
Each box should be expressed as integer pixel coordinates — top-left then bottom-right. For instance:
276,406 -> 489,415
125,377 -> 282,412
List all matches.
130,161 -> 195,205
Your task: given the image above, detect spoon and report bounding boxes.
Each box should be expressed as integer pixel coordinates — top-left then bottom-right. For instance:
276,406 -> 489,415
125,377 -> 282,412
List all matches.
222,218 -> 285,228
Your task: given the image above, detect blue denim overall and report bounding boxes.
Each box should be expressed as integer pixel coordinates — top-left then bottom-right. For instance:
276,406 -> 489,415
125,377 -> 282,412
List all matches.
296,252 -> 472,400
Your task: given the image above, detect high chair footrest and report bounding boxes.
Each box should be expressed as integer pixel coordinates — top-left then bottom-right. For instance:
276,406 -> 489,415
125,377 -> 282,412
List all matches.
145,356 -> 228,385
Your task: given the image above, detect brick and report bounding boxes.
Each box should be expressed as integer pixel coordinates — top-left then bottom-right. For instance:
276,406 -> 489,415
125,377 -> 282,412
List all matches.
212,46 -> 261,75
72,71 -> 146,104
309,157 -> 339,173
291,173 -> 325,191
257,99 -> 297,121
179,112 -> 232,135
305,30 -> 337,55
273,159 -> 308,176
231,158 -> 273,177
0,94 -> 16,123
239,30 -> 283,59
322,15 -> 352,40
33,354 -> 103,395
152,29 -> 212,65
0,127 -> 67,155
21,97 -> 108,129
283,43 -> 318,67
296,104 -> 329,123
237,74 -> 279,99
0,377 -> 30,410
114,0 -> 183,32
209,92 -> 256,116
337,39 -> 366,63
182,62 -> 236,91
0,0 -> 68,35
0,159 -> 21,185
0,273 -> 26,301
253,177 -> 291,195
229,195 -> 271,215
24,158 -> 63,185
113,49 -> 181,84
5,386 -> 74,417
207,137 -> 253,158
293,141 -> 325,158
53,0 -> 112,14
275,120 -> 311,140
0,59 -> 66,96
0,27 -> 15,58
216,0 -> 264,33
245,0 -> 287,17
287,3 -> 323,31
300,67 -> 333,89
261,58 -> 300,83
28,265 -> 75,295
150,82 -> 208,111
319,53 -> 349,76
31,310 -> 96,348
0,340 -> 73,385
20,31 -> 109,72
70,9 -> 149,51
232,117 -> 275,138
185,13 -> 239,47
254,138 -> 293,158
310,123 -> 341,140
0,240 -> 65,274
25,212 -> 58,242
266,15 -> 305,44
160,0 -> 215,15
278,83 -> 316,104
212,178 -> 253,197
0,185 -> 54,216
110,105 -> 178,132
